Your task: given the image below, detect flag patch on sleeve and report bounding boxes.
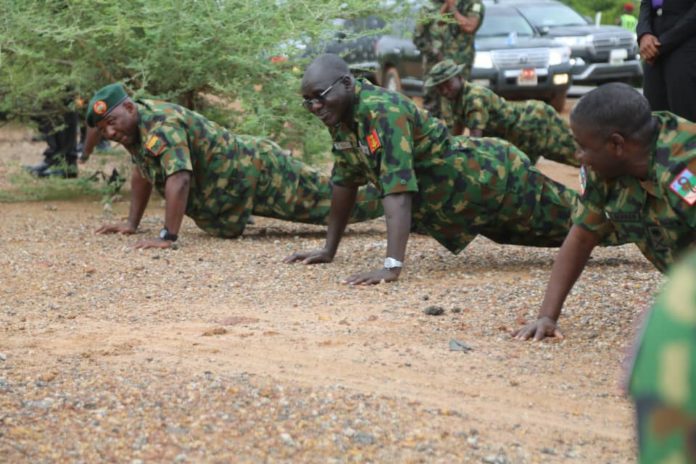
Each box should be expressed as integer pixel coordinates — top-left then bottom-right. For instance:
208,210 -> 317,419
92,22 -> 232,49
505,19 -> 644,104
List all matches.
670,168 -> 696,206
366,129 -> 381,154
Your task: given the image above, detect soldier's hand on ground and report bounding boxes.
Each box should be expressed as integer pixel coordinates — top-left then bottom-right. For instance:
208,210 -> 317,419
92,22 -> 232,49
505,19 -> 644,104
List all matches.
343,267 -> 400,285
283,248 -> 334,265
639,34 -> 660,61
513,316 -> 564,341
133,238 -> 173,250
95,223 -> 136,235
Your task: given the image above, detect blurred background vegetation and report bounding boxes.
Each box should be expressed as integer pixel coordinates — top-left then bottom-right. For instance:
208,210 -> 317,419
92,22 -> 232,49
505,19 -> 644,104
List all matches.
0,0 -> 638,163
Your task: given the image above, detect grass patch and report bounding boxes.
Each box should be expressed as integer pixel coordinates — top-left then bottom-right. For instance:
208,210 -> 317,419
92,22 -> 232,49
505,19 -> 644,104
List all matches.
0,153 -> 128,203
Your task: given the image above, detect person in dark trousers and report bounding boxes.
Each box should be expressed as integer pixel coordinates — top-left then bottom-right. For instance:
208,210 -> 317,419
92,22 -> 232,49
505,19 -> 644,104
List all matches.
25,110 -> 80,178
637,0 -> 696,121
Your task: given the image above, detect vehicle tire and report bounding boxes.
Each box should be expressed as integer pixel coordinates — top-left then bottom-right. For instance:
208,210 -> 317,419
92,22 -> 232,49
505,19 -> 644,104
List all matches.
549,90 -> 567,113
383,67 -> 402,93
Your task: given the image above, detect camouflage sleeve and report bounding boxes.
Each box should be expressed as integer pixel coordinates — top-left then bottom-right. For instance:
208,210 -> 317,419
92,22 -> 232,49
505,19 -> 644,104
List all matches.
461,0 -> 484,19
571,166 -> 614,238
330,147 -> 369,187
628,251 -> 696,463
142,123 -> 193,177
465,93 -> 488,131
370,113 -> 419,196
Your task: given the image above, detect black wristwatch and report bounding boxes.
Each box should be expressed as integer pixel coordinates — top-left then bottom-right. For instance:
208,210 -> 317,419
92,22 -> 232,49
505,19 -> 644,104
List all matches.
159,227 -> 178,242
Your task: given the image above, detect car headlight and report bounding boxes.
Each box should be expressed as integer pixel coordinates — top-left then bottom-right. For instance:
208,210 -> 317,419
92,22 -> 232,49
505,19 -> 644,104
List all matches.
552,35 -> 590,48
548,47 -> 571,66
474,51 -> 493,69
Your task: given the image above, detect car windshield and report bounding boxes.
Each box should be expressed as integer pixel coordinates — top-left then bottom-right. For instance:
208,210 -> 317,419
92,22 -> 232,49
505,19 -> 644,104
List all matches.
517,4 -> 588,28
477,9 -> 535,37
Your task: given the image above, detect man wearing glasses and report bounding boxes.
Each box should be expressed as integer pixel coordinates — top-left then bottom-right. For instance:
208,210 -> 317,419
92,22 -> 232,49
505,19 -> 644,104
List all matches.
85,83 -> 383,249
284,54 -> 585,284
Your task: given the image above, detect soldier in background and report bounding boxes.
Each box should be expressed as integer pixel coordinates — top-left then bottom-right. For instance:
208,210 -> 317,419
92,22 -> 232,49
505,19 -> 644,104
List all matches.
627,249 -> 696,463
425,59 -> 579,167
413,0 -> 484,117
516,83 -> 696,341
25,108 -> 80,178
85,84 -> 383,248
286,54 -> 587,285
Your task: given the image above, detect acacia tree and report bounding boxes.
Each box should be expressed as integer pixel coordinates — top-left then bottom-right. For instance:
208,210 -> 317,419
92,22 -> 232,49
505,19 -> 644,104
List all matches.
0,0 -> 388,159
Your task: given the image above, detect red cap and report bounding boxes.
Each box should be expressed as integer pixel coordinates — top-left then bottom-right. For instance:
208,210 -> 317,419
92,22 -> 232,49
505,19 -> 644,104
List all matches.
624,2 -> 634,12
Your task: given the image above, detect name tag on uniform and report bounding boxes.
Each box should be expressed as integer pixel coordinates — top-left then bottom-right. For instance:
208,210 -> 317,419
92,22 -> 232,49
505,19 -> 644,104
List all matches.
358,142 -> 371,156
333,141 -> 354,151
605,211 -> 642,222
669,168 -> 696,206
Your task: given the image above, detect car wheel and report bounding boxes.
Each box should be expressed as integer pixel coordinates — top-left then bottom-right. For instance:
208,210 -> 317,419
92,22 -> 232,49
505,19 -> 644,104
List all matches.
549,90 -> 567,113
383,68 -> 402,93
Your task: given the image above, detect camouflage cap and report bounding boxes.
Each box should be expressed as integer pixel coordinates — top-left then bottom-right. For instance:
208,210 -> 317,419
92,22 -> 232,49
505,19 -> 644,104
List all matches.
424,60 -> 464,88
86,84 -> 129,127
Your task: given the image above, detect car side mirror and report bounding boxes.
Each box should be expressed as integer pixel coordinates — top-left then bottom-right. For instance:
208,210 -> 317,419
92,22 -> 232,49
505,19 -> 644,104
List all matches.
539,26 -> 550,36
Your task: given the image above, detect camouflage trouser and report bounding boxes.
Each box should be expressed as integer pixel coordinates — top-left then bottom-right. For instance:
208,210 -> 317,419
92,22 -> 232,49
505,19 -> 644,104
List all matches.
250,152 -> 383,225
629,251 -> 696,463
491,101 -> 579,167
192,140 -> 383,238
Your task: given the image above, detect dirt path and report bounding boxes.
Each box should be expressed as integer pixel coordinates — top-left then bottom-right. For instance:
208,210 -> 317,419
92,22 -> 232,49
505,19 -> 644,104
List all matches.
0,119 -> 659,463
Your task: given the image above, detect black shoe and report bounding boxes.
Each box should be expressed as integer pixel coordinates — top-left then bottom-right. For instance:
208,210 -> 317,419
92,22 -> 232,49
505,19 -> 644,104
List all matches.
37,164 -> 78,179
23,160 -> 54,176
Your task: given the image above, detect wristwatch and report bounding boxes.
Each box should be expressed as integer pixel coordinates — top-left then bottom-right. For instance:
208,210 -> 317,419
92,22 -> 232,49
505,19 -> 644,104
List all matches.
159,227 -> 178,242
384,257 -> 404,270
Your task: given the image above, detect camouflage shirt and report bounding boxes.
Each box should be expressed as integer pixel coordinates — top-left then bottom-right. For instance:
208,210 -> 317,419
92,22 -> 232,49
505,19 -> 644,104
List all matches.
413,0 -> 484,74
572,112 -> 696,272
446,81 -> 578,166
329,79 -> 575,253
129,100 -> 382,238
629,250 -> 696,463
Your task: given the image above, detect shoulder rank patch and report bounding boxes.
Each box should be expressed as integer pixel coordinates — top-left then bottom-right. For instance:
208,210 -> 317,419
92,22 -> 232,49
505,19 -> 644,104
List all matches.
366,129 -> 381,154
579,166 -> 587,196
145,135 -> 165,157
333,141 -> 354,151
472,3 -> 482,13
670,168 -> 696,205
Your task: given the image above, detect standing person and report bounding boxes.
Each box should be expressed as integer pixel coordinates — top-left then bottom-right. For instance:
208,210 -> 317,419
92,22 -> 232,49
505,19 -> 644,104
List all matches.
413,0 -> 484,117
627,249 -> 696,464
284,54 -> 590,285
618,3 -> 638,32
425,59 -> 579,167
637,0 -> 696,121
515,83 -> 696,342
85,84 -> 383,248
25,109 -> 79,178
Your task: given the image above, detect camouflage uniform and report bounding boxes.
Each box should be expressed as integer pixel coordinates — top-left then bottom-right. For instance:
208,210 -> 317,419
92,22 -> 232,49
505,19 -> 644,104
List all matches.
329,79 -> 577,253
628,250 -> 696,463
572,112 -> 696,272
413,0 -> 484,116
445,81 -> 579,167
129,99 -> 383,238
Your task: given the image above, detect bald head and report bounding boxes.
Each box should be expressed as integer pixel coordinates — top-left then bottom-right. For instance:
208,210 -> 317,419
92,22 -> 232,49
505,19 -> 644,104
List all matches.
571,83 -> 653,141
303,54 -> 350,88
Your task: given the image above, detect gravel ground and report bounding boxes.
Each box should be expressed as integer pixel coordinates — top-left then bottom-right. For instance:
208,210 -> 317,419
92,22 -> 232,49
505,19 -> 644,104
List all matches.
0,122 -> 662,463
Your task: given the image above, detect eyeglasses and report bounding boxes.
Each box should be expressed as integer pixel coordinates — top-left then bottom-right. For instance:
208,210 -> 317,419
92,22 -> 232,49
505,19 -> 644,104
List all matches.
302,76 -> 345,110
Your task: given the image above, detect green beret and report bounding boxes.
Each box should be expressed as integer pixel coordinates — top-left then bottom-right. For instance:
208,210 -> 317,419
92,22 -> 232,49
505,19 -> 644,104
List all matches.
86,83 -> 129,127
424,60 -> 464,88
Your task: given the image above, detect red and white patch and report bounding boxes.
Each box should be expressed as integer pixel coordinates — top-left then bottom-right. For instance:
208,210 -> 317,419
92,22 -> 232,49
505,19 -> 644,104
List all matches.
93,100 -> 107,115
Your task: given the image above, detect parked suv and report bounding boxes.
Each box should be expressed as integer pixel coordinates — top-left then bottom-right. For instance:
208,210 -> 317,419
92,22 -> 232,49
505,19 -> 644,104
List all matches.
324,3 -> 573,111
500,0 -> 643,85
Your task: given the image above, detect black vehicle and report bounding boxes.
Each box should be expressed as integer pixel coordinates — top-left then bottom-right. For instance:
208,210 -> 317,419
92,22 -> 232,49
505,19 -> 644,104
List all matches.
498,0 -> 643,85
325,3 -> 573,111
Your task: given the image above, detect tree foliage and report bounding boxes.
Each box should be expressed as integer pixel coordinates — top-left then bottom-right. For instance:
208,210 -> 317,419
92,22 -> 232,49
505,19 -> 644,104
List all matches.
0,0 -> 388,160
